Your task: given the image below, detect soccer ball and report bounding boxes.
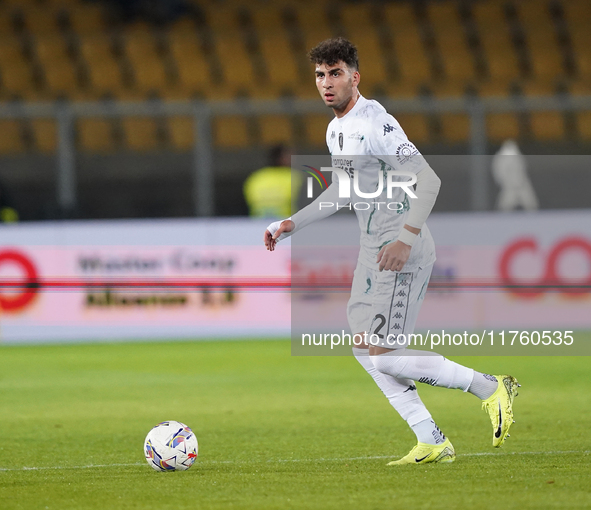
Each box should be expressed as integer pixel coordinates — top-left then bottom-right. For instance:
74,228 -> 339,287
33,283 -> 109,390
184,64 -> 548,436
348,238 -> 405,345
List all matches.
144,421 -> 198,472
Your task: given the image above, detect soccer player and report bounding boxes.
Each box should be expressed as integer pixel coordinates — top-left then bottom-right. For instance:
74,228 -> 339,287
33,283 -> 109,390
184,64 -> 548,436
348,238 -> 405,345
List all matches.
263,38 -> 519,465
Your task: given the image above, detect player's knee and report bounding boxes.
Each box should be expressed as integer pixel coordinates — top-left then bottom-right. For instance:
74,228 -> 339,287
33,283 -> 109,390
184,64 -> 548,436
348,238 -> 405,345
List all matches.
370,353 -> 407,378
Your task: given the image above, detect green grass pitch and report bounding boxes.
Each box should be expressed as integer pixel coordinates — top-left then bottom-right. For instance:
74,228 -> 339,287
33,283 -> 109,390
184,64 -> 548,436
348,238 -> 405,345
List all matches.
1,338 -> 590,509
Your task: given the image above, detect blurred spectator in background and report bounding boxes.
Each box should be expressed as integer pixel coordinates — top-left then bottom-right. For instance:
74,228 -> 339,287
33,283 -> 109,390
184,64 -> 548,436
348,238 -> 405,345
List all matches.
243,145 -> 302,218
0,179 -> 19,223
492,140 -> 539,211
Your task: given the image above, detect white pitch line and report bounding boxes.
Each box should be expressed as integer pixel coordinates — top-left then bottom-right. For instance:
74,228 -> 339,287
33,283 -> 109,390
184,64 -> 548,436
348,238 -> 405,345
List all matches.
0,462 -> 146,472
0,450 -> 588,473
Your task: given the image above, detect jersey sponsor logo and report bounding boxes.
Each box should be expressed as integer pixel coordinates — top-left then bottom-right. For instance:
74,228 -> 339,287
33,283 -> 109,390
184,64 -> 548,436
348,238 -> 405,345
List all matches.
383,124 -> 394,135
396,142 -> 420,165
332,158 -> 354,166
331,158 -> 355,179
338,132 -> 343,150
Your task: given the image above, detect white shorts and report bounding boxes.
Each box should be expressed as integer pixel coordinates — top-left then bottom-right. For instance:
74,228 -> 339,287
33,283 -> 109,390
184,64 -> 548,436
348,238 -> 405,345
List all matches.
347,261 -> 433,349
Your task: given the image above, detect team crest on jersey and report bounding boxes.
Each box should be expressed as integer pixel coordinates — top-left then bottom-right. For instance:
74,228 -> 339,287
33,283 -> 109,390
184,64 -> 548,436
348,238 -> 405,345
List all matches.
395,142 -> 420,165
330,131 -> 335,139
339,132 -> 343,150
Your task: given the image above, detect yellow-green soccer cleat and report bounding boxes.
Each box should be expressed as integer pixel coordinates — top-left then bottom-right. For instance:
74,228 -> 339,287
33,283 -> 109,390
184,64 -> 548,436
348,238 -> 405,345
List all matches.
482,375 -> 520,448
387,438 -> 455,465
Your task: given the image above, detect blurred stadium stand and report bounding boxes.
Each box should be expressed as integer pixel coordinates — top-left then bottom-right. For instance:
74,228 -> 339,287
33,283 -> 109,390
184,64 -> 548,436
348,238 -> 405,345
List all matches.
0,0 -> 590,219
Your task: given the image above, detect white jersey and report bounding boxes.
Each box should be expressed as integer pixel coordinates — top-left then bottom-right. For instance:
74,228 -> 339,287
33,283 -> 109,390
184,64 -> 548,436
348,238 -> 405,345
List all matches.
325,95 -> 436,271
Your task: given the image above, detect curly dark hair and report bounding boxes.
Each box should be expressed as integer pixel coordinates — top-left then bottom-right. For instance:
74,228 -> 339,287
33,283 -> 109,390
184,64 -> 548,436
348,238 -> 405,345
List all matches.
308,37 -> 359,71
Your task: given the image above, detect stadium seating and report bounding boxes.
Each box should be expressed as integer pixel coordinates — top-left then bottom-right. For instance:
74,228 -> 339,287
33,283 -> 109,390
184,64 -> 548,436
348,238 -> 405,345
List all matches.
68,3 -> 106,33
167,29 -> 212,97
0,0 -> 589,153
486,112 -> 520,142
77,118 -> 117,152
302,113 -> 333,147
427,2 -> 476,83
214,115 -> 251,148
30,118 -> 58,153
0,119 -> 26,153
514,1 -> 565,81
383,3 -> 432,86
123,24 -> 170,95
472,1 -> 521,85
78,35 -> 124,95
394,114 -> 430,144
258,114 -> 294,145
521,81 -> 567,141
167,115 -> 194,150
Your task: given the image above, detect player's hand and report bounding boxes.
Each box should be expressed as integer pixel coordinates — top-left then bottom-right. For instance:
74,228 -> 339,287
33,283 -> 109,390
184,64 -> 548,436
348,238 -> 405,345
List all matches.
264,219 -> 295,252
376,240 -> 411,272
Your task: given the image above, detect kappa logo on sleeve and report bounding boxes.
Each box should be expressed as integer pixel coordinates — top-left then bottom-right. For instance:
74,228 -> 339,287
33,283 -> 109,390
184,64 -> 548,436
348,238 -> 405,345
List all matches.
383,124 -> 394,135
396,142 -> 420,165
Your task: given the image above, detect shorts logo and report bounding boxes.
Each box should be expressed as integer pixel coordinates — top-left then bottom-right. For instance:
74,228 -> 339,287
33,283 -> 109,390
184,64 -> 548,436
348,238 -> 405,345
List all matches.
383,124 -> 394,135
396,142 -> 420,165
338,132 -> 343,150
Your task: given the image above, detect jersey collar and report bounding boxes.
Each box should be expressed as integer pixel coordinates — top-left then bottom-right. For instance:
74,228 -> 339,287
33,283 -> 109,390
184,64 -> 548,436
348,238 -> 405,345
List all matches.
336,93 -> 366,123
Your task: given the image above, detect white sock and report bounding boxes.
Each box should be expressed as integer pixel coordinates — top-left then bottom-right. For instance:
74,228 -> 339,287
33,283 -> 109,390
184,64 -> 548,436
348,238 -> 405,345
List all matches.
468,372 -> 499,400
353,347 -> 431,427
412,418 -> 446,445
371,349 -> 475,392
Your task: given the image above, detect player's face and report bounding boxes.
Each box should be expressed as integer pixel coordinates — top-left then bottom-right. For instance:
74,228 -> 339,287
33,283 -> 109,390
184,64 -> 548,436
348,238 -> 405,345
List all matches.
315,62 -> 360,115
